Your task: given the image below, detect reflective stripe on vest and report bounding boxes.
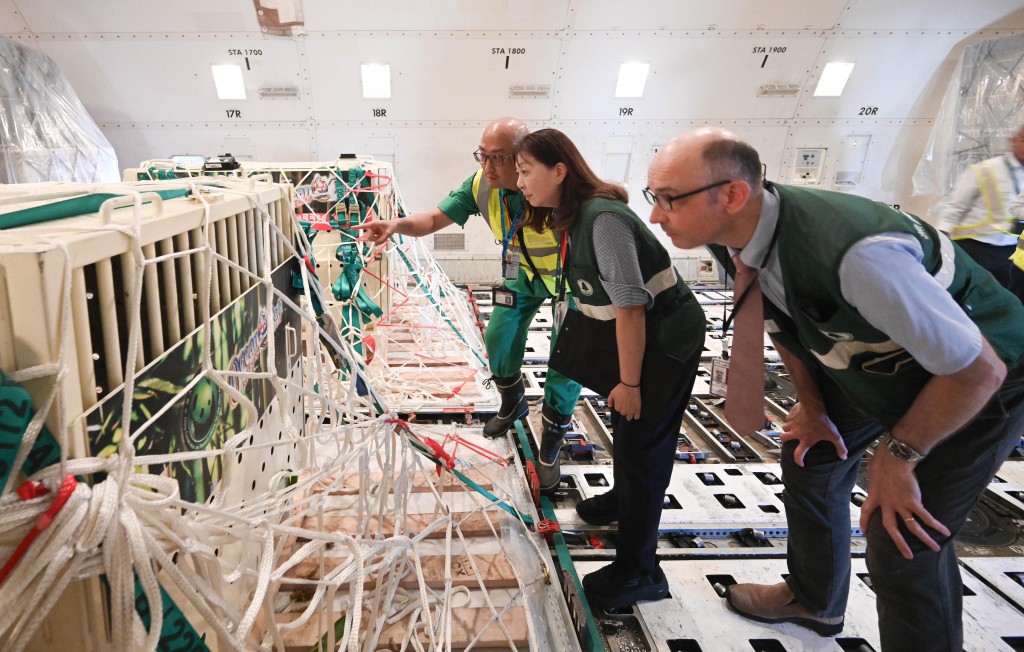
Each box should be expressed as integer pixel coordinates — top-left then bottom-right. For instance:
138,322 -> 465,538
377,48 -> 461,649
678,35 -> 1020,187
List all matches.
1012,238 -> 1024,271
471,170 -> 559,293
575,266 -> 680,321
951,160 -> 1014,239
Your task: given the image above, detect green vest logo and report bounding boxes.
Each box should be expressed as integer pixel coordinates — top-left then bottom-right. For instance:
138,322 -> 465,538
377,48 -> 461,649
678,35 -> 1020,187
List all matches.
577,279 -> 594,296
822,331 -> 854,342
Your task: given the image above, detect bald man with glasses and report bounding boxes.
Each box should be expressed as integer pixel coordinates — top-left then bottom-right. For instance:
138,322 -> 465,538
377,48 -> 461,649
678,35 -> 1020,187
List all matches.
646,127 -> 1024,651
355,118 -> 582,494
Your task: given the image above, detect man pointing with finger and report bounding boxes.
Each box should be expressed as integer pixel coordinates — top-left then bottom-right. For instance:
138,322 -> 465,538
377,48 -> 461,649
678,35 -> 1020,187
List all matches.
646,127 -> 1024,651
353,117 -> 582,494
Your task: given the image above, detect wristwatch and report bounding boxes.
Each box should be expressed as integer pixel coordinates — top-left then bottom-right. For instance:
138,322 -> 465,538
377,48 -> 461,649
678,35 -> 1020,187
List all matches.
882,433 -> 926,463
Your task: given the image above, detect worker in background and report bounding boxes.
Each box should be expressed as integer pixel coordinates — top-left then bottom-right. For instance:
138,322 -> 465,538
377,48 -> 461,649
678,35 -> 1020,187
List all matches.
353,117 -> 581,493
516,129 -> 705,609
932,125 -> 1024,301
647,127 -> 1024,651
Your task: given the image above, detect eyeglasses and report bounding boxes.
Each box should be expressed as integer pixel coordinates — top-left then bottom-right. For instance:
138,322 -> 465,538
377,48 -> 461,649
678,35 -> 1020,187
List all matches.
642,179 -> 732,210
473,150 -> 515,167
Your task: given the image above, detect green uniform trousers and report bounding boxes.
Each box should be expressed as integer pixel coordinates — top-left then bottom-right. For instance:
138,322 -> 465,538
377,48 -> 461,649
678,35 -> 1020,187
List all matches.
484,269 -> 581,416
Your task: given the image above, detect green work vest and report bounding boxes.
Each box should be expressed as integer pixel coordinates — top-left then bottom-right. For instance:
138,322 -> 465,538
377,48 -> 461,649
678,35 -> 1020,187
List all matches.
471,171 -> 560,295
766,184 -> 1024,427
567,197 -> 705,362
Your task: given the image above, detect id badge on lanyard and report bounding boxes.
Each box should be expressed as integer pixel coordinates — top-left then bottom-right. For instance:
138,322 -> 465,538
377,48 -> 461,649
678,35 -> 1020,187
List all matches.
500,192 -> 524,281
503,246 -> 521,280
709,357 -> 729,398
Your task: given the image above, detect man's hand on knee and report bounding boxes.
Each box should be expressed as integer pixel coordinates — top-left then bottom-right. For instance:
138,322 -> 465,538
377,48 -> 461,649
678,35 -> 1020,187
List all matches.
859,446 -> 951,559
779,402 -> 849,467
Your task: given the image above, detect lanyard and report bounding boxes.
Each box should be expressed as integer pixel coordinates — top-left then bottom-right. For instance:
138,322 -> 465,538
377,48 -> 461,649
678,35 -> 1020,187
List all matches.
556,231 -> 569,303
499,190 -> 526,257
721,212 -> 782,335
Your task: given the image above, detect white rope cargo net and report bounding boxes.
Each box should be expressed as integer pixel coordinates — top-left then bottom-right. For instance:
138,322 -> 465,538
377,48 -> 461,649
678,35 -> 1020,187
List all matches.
0,170 -> 554,651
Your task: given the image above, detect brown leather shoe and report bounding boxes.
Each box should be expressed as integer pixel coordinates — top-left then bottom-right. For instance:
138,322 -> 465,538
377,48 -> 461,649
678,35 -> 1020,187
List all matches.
724,581 -> 844,636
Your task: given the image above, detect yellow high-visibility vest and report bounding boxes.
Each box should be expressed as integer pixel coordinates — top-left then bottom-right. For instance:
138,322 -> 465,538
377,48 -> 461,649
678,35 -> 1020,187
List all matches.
472,170 -> 560,295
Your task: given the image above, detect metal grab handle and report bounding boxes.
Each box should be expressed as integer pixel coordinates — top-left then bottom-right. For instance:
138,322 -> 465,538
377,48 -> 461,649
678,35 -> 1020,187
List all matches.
98,192 -> 164,225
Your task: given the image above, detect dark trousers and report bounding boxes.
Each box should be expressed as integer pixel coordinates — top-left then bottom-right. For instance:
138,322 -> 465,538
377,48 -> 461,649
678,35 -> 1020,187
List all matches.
956,238 -> 1016,290
1008,263 -> 1024,305
610,352 -> 700,573
783,368 -> 1024,651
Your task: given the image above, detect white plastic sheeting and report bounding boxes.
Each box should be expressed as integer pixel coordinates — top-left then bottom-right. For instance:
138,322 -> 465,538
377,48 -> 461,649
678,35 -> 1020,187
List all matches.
913,33 -> 1024,197
0,36 -> 118,184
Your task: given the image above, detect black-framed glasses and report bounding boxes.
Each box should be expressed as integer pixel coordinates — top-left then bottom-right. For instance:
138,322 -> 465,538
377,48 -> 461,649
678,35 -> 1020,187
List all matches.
473,150 -> 515,167
643,179 -> 732,210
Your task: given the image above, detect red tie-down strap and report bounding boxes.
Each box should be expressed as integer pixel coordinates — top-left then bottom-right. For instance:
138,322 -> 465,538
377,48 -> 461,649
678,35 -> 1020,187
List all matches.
0,474 -> 78,586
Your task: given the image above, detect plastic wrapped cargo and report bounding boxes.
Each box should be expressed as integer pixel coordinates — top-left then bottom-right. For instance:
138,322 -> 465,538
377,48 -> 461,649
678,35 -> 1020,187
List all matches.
0,36 -> 118,184
913,33 -> 1024,198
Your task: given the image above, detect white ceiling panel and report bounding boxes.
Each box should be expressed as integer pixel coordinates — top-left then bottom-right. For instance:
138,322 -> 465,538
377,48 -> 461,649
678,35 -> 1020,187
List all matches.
572,0 -> 847,31
304,0 -> 570,32
837,0 -> 1024,30
12,0 -> 261,34
796,33 -> 974,120
555,35 -> 826,120
305,36 -> 560,121
37,38 -> 306,122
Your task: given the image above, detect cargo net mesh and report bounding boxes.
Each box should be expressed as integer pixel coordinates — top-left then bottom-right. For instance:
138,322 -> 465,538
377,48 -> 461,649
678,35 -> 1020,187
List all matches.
0,171 -> 552,651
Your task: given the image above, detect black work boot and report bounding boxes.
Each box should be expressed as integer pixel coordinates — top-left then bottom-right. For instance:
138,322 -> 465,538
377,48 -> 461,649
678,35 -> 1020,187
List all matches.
576,486 -> 619,526
483,374 -> 528,438
583,562 -> 669,609
537,403 -> 572,492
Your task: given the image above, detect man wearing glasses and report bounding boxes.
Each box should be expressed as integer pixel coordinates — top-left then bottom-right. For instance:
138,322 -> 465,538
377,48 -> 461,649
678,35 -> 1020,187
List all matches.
645,127 -> 1024,651
354,117 -> 581,492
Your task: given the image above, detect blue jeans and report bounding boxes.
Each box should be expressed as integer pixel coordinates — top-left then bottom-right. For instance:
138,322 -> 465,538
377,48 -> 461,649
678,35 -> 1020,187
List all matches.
782,368 -> 1024,651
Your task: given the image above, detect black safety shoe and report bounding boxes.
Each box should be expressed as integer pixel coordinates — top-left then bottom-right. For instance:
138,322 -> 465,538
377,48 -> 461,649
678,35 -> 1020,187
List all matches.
583,562 -> 669,609
575,487 -> 618,525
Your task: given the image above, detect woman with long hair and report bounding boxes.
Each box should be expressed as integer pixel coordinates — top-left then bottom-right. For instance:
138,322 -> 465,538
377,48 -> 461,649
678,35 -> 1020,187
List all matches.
516,128 -> 706,609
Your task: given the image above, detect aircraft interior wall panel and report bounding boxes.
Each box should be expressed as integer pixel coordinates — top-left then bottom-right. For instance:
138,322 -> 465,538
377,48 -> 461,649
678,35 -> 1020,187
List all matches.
36,39 -> 306,123
592,124 -> 792,238
101,126 -> 314,174
554,34 -> 827,121
837,0 -> 1024,30
11,0 -> 263,34
303,0 -> 572,32
0,0 -> 25,34
303,36 -> 561,122
780,122 -> 937,217
572,0 -> 848,31
795,33 -> 983,121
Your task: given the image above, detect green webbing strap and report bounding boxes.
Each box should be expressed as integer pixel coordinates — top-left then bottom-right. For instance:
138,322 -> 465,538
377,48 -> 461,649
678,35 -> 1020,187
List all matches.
0,189 -> 191,230
0,371 -> 61,490
511,421 -> 602,651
